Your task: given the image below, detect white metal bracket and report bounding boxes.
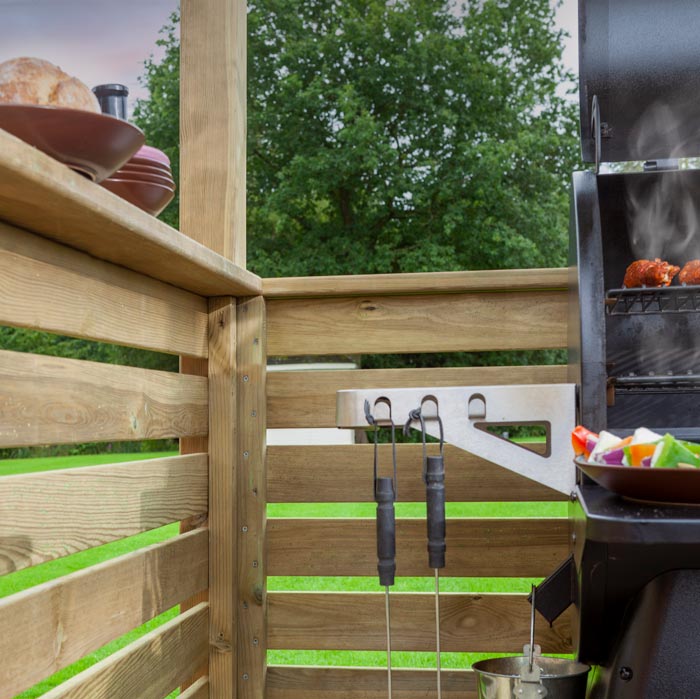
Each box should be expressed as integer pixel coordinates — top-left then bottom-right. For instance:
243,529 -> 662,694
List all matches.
336,384 -> 577,495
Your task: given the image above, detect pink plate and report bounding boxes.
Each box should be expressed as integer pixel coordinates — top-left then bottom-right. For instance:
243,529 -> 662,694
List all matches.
101,178 -> 174,216
119,161 -> 173,179
575,457 -> 700,505
114,168 -> 175,189
0,104 -> 144,182
134,144 -> 170,166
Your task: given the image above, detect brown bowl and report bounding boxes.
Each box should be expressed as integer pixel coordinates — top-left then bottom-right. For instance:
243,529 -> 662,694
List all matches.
128,155 -> 173,174
119,161 -> 173,179
100,178 -> 174,216
114,168 -> 175,189
0,104 -> 144,181
575,457 -> 700,505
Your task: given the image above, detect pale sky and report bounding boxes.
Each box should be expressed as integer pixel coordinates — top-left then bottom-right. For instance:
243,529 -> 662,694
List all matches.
0,0 -> 579,108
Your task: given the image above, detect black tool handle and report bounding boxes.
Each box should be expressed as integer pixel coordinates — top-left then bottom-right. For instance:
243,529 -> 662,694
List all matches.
375,476 -> 396,587
426,455 -> 446,569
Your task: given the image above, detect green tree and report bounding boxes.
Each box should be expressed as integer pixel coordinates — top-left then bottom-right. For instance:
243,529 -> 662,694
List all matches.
135,0 -> 579,277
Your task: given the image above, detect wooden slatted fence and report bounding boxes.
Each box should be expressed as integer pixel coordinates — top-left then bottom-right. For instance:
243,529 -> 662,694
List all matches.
263,271 -> 571,699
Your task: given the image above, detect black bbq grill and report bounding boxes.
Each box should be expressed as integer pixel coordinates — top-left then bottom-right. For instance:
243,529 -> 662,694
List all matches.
537,1 -> 700,697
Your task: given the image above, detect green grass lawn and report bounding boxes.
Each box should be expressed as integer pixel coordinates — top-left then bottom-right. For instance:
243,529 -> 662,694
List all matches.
1,452 -> 567,697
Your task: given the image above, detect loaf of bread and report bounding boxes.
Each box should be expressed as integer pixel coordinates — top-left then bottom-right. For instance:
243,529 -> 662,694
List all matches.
0,57 -> 100,113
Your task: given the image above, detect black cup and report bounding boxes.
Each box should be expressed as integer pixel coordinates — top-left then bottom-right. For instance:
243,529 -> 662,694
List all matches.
92,84 -> 129,120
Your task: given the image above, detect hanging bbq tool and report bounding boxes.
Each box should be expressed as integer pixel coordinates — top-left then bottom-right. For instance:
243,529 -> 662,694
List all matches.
404,402 -> 445,699
365,399 -> 398,699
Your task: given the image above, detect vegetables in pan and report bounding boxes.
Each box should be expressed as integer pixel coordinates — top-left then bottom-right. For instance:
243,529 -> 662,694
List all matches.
572,426 -> 700,469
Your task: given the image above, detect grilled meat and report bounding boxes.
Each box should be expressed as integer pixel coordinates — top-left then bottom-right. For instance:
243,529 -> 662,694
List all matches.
679,260 -> 700,285
623,258 -> 680,288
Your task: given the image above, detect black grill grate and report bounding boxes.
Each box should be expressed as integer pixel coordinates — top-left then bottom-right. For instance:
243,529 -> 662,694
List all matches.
606,285 -> 700,315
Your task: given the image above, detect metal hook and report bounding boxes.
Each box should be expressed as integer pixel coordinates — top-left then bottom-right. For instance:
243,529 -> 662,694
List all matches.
591,94 -> 601,175
368,399 -> 398,500
403,398 -> 445,482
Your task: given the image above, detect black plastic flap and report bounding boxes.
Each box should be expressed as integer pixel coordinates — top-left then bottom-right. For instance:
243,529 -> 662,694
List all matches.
580,0 -> 700,163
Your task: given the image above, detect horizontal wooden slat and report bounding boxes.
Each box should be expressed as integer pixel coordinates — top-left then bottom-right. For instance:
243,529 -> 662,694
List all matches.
267,444 -> 564,503
0,529 -> 208,699
41,602 -> 209,699
0,222 -> 208,357
268,519 -> 569,577
267,291 -> 567,356
268,365 -> 568,429
0,453 -> 207,574
264,268 -> 568,298
269,592 -> 572,653
0,350 -> 207,447
267,666 -> 477,699
0,129 -> 260,297
180,677 -> 209,699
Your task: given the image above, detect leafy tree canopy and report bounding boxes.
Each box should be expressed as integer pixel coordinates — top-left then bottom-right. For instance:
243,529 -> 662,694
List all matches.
136,0 -> 579,277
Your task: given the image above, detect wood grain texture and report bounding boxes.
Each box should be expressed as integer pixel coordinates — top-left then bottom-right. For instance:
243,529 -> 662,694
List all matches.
0,454 -> 207,574
181,0 -> 246,265
0,350 -> 207,447
0,129 -> 260,296
0,530 -> 208,699
267,444 -> 564,503
207,298 -> 238,697
268,519 -> 569,577
0,221 -> 208,357
267,666 -> 477,699
268,592 -> 572,653
40,603 -> 209,699
267,291 -> 567,356
179,356 -> 210,692
236,297 -> 267,699
263,268 -> 568,298
180,677 -> 210,699
268,365 -> 568,429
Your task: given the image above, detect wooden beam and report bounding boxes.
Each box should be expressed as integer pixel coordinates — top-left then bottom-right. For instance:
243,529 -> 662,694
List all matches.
0,530 -> 208,699
267,291 -> 567,356
263,268 -> 568,298
179,356 -> 210,692
207,298 -> 238,698
0,350 -> 207,447
267,365 -> 568,429
0,454 -> 207,574
0,222 -> 208,357
267,666 -> 477,699
268,592 -> 572,653
268,518 -> 569,577
0,129 -> 260,296
40,603 -> 209,699
236,297 -> 267,699
180,677 -> 210,699
267,444 -> 565,503
181,0 -> 246,265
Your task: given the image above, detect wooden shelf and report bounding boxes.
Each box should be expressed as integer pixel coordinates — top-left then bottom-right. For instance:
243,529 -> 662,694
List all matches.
0,128 -> 261,297
264,267 -> 568,298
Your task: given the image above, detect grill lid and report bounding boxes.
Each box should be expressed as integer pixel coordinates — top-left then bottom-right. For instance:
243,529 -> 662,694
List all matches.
579,0 -> 700,164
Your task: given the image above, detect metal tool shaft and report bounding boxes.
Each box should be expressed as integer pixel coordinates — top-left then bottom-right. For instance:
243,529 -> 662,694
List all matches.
426,454 -> 446,699
376,476 -> 396,699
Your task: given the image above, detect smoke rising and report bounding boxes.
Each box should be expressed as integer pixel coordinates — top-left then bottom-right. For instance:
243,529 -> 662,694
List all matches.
626,102 -> 700,262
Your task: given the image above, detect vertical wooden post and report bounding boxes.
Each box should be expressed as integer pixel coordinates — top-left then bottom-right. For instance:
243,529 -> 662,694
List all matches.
180,0 -> 247,266
236,296 -> 267,699
179,356 -> 210,690
208,297 -> 238,698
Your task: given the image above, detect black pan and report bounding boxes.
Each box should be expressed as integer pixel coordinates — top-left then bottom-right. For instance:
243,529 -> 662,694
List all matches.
575,457 -> 700,505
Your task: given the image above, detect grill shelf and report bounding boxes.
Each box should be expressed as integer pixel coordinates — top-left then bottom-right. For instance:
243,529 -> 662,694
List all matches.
606,285 -> 700,315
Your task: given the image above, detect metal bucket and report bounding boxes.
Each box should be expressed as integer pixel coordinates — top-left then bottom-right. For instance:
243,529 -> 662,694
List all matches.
472,655 -> 590,699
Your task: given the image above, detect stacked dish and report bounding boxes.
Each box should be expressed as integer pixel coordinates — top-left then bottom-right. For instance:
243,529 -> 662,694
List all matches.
100,145 -> 175,216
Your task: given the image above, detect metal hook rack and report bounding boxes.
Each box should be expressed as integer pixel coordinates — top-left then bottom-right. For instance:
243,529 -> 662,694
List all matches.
338,384 -> 577,495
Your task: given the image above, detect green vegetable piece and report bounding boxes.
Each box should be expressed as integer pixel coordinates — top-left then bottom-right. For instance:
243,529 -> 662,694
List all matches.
653,434 -> 700,469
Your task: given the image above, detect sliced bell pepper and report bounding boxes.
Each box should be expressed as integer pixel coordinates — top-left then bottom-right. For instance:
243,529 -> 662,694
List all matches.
624,442 -> 657,467
572,425 -> 598,458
